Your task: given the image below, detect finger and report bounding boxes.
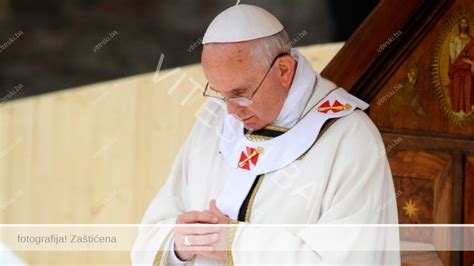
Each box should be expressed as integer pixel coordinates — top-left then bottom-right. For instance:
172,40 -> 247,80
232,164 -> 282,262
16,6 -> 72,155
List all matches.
179,211 -> 218,224
200,210 -> 218,220
208,200 -> 214,212
195,252 -> 224,260
177,226 -> 221,235
185,234 -> 219,246
176,245 -> 214,253
209,199 -> 224,216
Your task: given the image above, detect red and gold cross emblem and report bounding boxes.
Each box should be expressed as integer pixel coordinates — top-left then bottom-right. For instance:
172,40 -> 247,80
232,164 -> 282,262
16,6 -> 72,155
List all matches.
317,100 -> 352,114
238,146 -> 264,170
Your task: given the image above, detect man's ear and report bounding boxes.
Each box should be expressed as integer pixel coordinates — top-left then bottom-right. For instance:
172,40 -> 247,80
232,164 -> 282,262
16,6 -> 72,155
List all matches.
276,55 -> 297,88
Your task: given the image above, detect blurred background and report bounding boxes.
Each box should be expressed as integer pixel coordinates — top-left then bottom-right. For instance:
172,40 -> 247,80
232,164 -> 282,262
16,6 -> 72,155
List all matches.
0,0 -> 377,101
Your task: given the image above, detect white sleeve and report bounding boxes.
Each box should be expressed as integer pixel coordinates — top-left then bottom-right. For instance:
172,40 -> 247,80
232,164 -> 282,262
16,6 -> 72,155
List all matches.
131,101 -> 225,265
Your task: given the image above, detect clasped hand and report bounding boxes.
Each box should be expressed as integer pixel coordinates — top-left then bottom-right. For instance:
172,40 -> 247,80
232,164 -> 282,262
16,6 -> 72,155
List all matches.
174,199 -> 231,261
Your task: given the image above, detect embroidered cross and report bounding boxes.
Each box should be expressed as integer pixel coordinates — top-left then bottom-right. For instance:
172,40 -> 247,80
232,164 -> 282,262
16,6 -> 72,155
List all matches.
317,100 -> 352,113
238,146 -> 264,170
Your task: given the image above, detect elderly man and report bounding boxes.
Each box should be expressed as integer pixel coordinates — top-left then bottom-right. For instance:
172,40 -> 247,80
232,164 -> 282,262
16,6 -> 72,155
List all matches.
132,3 -> 400,265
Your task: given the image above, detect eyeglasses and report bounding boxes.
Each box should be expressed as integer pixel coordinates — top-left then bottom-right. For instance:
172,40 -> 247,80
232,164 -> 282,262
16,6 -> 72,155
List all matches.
203,53 -> 288,106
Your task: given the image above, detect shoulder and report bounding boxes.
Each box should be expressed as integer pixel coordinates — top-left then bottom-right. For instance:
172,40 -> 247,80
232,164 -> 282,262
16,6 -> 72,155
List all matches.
324,110 -> 385,155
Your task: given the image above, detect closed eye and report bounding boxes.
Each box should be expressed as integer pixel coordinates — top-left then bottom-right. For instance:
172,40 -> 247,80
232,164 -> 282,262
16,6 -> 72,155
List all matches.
209,85 -> 247,97
231,89 -> 246,96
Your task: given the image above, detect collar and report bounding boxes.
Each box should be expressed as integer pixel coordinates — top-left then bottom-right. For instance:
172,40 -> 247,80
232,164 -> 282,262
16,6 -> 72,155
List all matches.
273,49 -> 341,128
272,48 -> 317,128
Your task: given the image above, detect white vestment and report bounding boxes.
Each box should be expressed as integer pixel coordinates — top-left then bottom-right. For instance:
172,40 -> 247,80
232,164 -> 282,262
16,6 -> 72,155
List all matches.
131,49 -> 401,265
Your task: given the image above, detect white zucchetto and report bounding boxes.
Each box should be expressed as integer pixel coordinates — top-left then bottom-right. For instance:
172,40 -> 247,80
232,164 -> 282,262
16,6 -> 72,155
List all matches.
202,4 -> 284,44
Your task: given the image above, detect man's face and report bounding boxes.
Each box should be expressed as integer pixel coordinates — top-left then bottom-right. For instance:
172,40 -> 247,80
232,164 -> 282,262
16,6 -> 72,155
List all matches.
460,18 -> 469,33
201,43 -> 291,130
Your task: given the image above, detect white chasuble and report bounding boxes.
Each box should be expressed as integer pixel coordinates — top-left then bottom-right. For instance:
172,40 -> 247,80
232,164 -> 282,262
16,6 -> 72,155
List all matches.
131,50 -> 401,266
216,87 -> 369,221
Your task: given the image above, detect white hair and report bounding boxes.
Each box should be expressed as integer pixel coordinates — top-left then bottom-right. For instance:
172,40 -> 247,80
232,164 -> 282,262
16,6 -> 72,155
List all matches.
249,30 -> 291,66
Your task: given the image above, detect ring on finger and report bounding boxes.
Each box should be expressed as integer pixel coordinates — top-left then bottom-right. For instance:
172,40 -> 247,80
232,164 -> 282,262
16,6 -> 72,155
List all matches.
183,235 -> 192,247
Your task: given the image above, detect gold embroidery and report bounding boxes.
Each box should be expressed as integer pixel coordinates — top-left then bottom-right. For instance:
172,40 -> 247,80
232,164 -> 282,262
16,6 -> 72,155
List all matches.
226,219 -> 240,266
246,134 -> 273,142
263,124 -> 289,133
153,231 -> 174,266
244,125 -> 288,141
245,175 -> 265,222
227,174 -> 264,265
